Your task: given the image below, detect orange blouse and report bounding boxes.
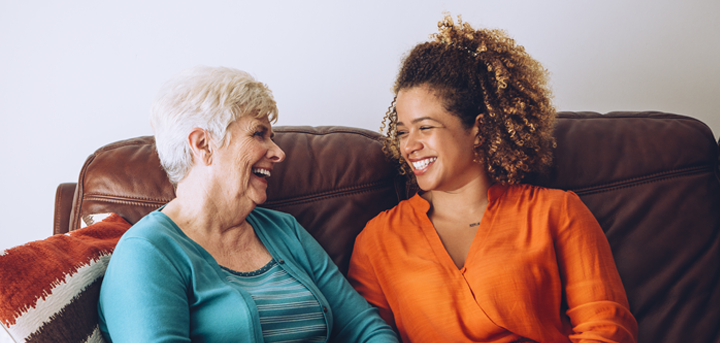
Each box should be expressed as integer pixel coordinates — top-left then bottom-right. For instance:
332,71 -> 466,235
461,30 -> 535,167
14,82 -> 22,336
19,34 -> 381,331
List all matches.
348,184 -> 637,343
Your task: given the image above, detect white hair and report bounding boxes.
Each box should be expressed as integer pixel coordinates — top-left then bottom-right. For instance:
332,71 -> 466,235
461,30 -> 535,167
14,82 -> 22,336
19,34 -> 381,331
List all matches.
150,66 -> 278,185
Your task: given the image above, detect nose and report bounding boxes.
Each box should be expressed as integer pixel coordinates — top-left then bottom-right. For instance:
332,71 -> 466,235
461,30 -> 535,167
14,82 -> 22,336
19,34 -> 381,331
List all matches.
268,139 -> 286,163
401,130 -> 422,156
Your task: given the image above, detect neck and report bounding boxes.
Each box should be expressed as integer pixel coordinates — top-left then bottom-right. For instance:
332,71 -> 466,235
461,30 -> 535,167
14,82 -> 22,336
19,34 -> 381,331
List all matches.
163,172 -> 255,238
422,170 -> 493,219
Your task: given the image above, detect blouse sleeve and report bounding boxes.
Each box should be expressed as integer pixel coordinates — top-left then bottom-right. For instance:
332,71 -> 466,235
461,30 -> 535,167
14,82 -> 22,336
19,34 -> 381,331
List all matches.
98,236 -> 191,343
291,219 -> 399,343
347,227 -> 398,331
556,191 -> 638,343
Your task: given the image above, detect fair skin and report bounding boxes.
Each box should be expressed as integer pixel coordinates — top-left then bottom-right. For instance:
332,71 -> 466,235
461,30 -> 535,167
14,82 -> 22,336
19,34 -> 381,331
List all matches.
396,85 -> 492,269
161,114 -> 286,272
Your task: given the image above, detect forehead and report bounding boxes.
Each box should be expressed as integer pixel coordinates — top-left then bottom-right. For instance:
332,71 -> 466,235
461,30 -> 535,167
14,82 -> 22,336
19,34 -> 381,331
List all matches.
234,114 -> 272,128
396,86 -> 450,124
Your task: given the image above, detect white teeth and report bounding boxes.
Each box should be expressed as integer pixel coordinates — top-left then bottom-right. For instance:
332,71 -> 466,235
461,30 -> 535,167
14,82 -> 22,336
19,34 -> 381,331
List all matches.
252,168 -> 271,177
411,157 -> 436,170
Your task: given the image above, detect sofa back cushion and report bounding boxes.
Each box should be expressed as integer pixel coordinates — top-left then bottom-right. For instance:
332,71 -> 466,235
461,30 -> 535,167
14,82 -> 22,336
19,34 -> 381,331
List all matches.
533,111 -> 720,343
64,112 -> 720,343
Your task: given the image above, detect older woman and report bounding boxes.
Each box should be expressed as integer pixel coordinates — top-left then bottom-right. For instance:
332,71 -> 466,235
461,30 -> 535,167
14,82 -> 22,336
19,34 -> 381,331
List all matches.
98,66 -> 397,343
348,16 -> 638,342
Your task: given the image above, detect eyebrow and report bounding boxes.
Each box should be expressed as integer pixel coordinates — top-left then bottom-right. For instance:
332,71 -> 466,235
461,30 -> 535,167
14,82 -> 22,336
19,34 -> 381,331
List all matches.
397,116 -> 442,126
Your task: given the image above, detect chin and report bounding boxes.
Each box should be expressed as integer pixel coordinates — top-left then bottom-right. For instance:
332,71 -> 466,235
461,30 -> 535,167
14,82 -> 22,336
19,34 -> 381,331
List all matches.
414,180 -> 436,192
247,183 -> 269,205
255,191 -> 269,205
252,195 -> 267,205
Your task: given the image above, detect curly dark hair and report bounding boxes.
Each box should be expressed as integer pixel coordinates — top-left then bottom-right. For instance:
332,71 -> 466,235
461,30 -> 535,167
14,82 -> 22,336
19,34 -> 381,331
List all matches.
381,14 -> 556,185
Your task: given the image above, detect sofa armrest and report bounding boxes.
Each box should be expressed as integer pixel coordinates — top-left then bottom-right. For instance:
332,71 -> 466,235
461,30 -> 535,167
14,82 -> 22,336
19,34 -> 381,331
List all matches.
53,182 -> 76,235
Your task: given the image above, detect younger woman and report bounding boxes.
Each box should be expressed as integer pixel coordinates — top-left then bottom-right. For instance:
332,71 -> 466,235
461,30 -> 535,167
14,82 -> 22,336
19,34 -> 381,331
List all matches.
348,15 -> 637,343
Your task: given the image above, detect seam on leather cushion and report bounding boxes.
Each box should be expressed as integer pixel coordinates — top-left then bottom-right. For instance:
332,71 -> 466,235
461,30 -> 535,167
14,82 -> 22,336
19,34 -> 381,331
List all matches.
274,127 -> 381,140
573,165 -> 711,195
264,181 -> 394,207
81,196 -> 168,207
83,193 -> 171,204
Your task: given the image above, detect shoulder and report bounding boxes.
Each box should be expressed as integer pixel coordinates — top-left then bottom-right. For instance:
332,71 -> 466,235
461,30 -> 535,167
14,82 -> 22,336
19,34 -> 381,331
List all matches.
251,206 -> 297,225
104,211 -> 200,284
502,183 -> 571,200
502,184 -> 599,232
249,207 -> 299,237
112,210 -> 205,270
363,195 -> 425,233
356,195 -> 427,250
498,184 -> 584,209
494,184 -> 593,224
117,210 -> 184,248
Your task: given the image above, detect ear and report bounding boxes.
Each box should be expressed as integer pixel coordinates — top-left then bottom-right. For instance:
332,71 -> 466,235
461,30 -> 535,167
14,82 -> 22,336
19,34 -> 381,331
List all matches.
472,114 -> 483,146
187,128 -> 213,166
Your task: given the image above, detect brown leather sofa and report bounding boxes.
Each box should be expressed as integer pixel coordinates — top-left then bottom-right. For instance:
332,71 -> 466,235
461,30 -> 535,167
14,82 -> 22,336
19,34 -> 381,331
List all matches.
53,111 -> 720,343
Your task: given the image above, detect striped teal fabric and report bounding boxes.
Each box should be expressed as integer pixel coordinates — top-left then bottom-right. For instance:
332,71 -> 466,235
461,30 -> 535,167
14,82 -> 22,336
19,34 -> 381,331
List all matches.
223,259 -> 327,343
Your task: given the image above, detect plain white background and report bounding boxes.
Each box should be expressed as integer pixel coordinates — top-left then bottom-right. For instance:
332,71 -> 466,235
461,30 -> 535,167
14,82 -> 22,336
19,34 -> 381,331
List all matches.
1,0 -> 719,251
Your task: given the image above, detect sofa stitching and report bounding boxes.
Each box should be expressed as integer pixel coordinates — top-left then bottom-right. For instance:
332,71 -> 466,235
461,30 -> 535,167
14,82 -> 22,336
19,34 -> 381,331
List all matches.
93,137 -> 155,154
72,153 -> 97,231
81,196 -> 167,207
573,165 -> 711,196
274,127 -> 381,140
53,185 -> 64,234
263,181 -> 394,205
83,193 -> 173,203
264,183 -> 395,207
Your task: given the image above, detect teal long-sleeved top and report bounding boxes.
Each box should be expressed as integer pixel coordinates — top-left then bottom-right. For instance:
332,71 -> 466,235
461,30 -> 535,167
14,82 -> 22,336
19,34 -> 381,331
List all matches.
98,207 -> 398,343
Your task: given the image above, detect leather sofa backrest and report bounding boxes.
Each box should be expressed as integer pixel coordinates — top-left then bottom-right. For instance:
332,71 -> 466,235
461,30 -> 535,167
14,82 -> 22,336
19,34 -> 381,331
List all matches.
62,111 -> 720,343
537,112 -> 720,342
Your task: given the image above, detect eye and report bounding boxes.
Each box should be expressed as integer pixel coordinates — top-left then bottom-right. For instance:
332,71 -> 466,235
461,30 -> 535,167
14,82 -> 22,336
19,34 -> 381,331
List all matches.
419,126 -> 433,131
396,130 -> 408,138
254,130 -> 266,138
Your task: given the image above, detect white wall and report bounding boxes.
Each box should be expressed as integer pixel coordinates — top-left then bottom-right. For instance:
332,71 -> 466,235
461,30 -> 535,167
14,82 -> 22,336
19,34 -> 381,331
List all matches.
1,0 -> 718,251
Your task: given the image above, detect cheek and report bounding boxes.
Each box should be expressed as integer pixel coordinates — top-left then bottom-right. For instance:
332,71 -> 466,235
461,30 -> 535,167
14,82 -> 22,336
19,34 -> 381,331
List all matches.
233,147 -> 267,176
229,153 -> 253,174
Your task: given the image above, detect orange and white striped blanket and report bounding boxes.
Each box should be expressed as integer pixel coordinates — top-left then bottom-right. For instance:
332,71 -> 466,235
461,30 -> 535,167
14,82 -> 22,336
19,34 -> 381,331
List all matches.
0,214 -> 130,343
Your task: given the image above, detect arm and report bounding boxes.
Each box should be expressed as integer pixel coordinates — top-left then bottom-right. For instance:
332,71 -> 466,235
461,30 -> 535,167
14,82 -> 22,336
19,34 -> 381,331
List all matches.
291,219 -> 398,343
557,192 -> 638,343
98,236 -> 191,343
347,230 -> 397,332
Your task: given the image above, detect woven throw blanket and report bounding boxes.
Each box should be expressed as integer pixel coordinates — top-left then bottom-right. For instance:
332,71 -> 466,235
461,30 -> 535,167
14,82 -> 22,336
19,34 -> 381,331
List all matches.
0,214 -> 130,343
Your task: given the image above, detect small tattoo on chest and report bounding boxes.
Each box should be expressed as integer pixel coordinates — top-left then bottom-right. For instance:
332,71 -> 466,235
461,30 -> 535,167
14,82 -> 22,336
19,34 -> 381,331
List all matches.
469,222 -> 481,227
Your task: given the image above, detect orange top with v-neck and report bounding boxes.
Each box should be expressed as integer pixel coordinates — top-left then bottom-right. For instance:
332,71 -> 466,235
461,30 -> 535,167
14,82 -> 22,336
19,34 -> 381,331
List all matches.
348,184 -> 637,343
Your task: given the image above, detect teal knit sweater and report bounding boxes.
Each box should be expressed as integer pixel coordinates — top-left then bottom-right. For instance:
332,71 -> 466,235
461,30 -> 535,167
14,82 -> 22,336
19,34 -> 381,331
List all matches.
98,207 -> 397,343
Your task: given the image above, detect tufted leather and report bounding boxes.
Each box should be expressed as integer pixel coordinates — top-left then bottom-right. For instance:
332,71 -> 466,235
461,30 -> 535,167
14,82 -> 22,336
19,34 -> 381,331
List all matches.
54,112 -> 720,343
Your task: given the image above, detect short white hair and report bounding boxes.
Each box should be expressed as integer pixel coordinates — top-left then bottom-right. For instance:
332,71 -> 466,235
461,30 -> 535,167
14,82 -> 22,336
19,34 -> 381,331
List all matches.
150,66 -> 278,185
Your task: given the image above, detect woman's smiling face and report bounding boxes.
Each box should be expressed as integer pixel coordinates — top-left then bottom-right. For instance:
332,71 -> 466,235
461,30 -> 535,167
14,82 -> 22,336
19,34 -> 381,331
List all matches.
210,115 -> 285,206
396,85 -> 484,193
